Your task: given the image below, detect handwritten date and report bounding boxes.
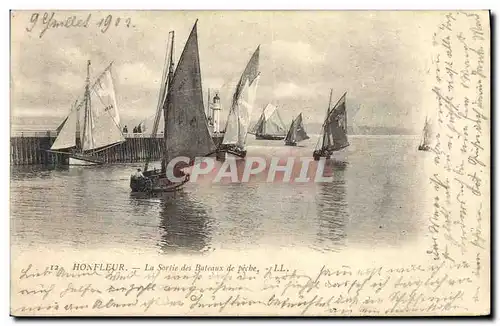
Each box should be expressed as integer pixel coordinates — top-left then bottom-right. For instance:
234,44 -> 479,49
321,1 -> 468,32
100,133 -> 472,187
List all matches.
25,12 -> 136,38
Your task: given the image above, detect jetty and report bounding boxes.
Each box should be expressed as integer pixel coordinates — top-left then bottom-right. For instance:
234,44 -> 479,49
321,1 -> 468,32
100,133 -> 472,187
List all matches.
10,130 -> 224,166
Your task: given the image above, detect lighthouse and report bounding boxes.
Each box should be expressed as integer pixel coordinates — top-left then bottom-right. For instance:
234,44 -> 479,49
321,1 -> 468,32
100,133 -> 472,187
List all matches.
211,92 -> 221,134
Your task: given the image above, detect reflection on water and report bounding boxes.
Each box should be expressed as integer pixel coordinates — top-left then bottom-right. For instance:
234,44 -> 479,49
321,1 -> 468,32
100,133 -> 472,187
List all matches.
10,136 -> 427,254
315,164 -> 348,252
157,191 -> 212,254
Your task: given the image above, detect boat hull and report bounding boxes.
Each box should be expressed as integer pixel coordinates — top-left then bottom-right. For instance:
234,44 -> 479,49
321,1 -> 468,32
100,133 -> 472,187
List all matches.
211,134 -> 225,147
68,156 -> 102,166
130,174 -> 189,193
46,149 -> 105,166
255,134 -> 285,140
313,146 -> 348,162
214,144 -> 247,160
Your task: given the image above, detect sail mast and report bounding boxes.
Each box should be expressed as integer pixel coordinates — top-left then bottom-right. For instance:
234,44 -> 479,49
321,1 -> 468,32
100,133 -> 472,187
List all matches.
72,62 -> 114,114
421,116 -> 430,146
75,98 -> 80,150
169,32 -> 175,85
293,117 -> 298,141
321,89 -> 333,149
324,92 -> 348,151
327,89 -> 333,113
162,31 -> 175,173
145,31 -> 173,172
82,60 -> 91,154
285,116 -> 295,143
207,88 -> 211,123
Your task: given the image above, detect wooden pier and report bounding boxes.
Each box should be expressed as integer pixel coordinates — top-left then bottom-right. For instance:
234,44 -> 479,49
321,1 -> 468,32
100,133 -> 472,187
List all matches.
10,131 -> 225,166
10,131 -> 161,166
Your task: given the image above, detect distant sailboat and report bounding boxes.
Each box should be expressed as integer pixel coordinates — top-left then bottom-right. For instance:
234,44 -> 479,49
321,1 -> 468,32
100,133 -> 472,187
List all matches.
218,46 -> 261,158
284,112 -> 310,146
250,104 -> 288,140
313,90 -> 349,161
418,116 -> 432,151
49,60 -> 125,165
130,20 -> 216,193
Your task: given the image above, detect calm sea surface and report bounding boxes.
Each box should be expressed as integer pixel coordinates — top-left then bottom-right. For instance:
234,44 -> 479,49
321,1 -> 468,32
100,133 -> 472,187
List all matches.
10,135 -> 429,255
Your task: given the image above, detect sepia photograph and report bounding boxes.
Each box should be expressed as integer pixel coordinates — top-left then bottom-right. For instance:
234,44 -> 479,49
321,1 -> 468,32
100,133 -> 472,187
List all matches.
9,9 -> 490,316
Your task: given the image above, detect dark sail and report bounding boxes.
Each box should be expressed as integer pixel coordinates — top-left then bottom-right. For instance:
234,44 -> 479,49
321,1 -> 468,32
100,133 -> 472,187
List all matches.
285,113 -> 310,144
417,116 -> 433,151
249,112 -> 265,135
55,116 -> 68,134
321,92 -> 348,151
254,112 -> 266,135
232,46 -> 260,106
294,113 -> 310,142
163,21 -> 216,167
420,117 -> 432,147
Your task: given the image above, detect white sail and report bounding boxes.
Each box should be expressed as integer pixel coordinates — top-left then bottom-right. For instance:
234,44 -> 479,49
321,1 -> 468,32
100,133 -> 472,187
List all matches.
221,46 -> 260,148
238,75 -> 260,144
222,75 -> 260,147
222,102 -> 239,145
262,103 -> 277,120
254,103 -> 287,136
265,109 -> 286,135
218,77 -> 239,129
95,69 -> 120,127
82,69 -> 125,151
50,109 -> 77,150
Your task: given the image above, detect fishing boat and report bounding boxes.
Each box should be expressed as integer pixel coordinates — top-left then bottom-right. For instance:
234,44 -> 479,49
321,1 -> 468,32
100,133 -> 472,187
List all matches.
217,46 -> 261,158
313,90 -> 349,161
130,21 -> 216,193
417,116 -> 432,151
250,104 -> 287,140
284,113 -> 310,146
48,60 -> 125,165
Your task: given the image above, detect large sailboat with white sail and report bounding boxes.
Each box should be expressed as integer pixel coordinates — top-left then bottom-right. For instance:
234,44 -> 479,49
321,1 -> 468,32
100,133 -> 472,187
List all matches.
130,20 -> 216,193
48,61 -> 125,165
217,46 -> 261,158
313,90 -> 349,161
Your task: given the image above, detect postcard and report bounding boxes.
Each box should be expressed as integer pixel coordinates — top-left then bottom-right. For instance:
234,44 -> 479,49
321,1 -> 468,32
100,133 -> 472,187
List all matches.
10,10 -> 490,316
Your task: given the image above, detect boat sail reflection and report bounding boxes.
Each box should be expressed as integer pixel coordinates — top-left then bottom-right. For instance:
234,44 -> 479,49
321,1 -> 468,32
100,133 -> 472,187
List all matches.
314,164 -> 348,252
157,191 -> 213,254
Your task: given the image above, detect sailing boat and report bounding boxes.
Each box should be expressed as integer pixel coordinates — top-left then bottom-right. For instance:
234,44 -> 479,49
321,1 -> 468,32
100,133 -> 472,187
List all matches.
284,112 -> 310,146
250,104 -> 287,140
130,20 -> 216,193
418,116 -> 432,151
313,90 -> 349,161
48,61 -> 125,165
217,46 -> 261,158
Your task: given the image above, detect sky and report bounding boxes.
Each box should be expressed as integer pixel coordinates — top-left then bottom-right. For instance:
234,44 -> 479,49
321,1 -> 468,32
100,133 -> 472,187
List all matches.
10,11 -> 439,132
